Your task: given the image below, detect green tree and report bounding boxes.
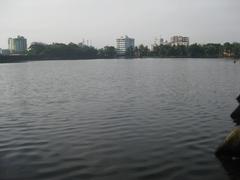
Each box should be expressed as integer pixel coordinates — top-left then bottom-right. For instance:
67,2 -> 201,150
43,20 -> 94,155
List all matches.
98,46 -> 116,58
189,44 -> 205,58
232,43 -> 240,58
138,44 -> 150,57
126,47 -> 135,58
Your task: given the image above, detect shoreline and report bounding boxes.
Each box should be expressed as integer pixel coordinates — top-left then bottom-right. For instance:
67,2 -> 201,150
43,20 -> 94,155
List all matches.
0,56 -> 237,64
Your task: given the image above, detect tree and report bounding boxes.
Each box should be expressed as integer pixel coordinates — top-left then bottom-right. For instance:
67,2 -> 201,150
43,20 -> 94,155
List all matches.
189,44 -> 205,58
232,43 -> 240,58
28,42 -> 98,59
203,44 -> 222,58
126,47 -> 135,58
138,44 -> 150,57
98,46 -> 116,58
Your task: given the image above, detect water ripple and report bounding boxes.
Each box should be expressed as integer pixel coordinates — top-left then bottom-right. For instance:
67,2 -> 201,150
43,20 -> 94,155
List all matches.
0,58 -> 239,180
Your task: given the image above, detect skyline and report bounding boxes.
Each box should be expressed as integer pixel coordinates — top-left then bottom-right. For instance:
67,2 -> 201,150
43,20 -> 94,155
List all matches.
0,0 -> 240,49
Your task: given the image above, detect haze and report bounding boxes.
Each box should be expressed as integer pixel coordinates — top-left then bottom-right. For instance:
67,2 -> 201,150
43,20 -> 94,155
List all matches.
0,0 -> 240,48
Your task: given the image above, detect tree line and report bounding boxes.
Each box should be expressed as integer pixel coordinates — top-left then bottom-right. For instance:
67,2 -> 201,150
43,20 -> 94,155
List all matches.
1,42 -> 240,61
127,43 -> 240,58
23,42 -> 117,59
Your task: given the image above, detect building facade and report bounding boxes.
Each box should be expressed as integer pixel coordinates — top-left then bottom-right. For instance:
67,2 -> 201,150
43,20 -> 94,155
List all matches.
170,36 -> 189,46
116,36 -> 135,55
8,36 -> 27,54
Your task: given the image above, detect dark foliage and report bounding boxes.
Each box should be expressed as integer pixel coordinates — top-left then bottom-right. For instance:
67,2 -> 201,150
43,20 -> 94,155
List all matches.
28,43 -> 99,59
1,42 -> 240,61
98,46 -> 117,58
138,43 -> 240,58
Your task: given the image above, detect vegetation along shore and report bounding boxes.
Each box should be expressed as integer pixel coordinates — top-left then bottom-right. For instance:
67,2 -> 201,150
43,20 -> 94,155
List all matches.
1,42 -> 240,63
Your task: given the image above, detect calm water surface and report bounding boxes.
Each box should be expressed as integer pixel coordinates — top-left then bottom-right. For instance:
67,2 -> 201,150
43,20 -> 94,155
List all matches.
0,58 -> 240,180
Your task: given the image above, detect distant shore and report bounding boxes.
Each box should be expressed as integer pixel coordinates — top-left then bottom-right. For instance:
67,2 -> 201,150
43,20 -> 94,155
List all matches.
1,42 -> 240,63
0,55 -> 98,63
0,55 -> 238,64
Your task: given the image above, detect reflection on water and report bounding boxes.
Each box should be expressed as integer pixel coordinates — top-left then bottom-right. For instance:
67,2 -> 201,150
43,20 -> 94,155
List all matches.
0,58 -> 240,180
218,158 -> 240,180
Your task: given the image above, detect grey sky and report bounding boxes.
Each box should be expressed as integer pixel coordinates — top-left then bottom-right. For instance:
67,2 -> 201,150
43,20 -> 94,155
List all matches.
0,0 -> 240,48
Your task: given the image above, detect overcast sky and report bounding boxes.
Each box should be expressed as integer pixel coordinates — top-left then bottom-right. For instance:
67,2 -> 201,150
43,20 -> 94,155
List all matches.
0,0 -> 240,48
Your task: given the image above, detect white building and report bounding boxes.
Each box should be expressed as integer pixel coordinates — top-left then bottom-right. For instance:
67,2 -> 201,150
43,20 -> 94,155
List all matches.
170,36 -> 189,46
116,36 -> 135,55
8,36 -> 27,54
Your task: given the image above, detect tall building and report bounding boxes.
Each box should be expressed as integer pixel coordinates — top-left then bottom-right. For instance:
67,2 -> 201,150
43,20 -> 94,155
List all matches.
170,36 -> 189,46
116,36 -> 135,55
8,36 -> 27,54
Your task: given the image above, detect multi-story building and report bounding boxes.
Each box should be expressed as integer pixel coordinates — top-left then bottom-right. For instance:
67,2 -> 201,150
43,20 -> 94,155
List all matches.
170,36 -> 189,46
8,36 -> 27,54
116,36 -> 135,55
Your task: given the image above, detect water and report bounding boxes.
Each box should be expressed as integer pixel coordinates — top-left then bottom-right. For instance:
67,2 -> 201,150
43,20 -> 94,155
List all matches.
0,58 -> 239,180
